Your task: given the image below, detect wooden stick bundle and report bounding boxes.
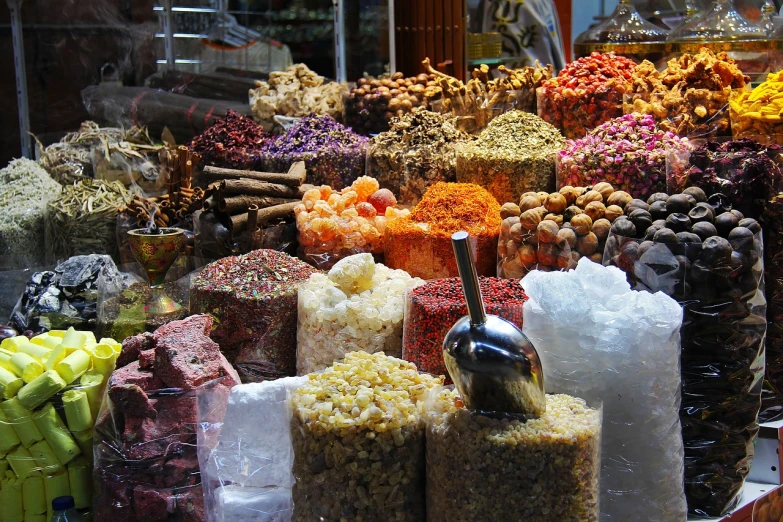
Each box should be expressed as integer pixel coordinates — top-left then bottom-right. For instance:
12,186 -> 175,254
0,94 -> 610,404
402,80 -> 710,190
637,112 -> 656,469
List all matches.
229,201 -> 300,233
201,161 -> 306,187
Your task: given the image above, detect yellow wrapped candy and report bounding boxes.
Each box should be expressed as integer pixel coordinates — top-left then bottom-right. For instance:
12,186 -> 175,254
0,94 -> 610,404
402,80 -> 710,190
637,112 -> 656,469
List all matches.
0,365 -> 24,400
60,328 -> 86,355
1,336 -> 28,352
79,371 -> 104,423
90,343 -> 118,378
29,440 -> 64,475
1,399 -> 43,448
55,350 -> 91,384
0,409 -> 22,452
25,513 -> 47,522
9,353 -> 44,384
72,429 -> 93,466
62,390 -> 92,433
32,404 -> 80,466
7,445 -> 38,480
44,345 -> 66,372
22,473 -> 46,515
43,472 -> 70,517
67,457 -> 91,509
0,475 -> 24,522
17,370 -> 67,410
16,341 -> 52,363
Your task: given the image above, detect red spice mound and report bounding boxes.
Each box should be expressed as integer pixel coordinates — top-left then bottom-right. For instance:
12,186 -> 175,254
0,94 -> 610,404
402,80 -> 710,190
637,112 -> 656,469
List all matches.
189,109 -> 268,169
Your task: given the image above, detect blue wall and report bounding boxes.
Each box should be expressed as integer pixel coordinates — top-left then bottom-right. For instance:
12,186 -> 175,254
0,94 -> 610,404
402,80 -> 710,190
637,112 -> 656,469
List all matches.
572,0 -> 619,41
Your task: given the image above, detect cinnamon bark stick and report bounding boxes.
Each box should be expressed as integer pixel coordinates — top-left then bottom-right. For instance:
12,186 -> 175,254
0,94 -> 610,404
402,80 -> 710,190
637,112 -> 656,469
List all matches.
218,179 -> 303,198
229,201 -> 300,234
201,161 -> 307,187
219,195 -> 298,214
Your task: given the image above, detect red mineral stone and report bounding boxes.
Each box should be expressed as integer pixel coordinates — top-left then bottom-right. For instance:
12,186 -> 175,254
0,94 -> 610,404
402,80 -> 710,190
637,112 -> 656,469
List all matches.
94,480 -> 134,522
138,349 -> 156,370
155,334 -> 225,389
152,395 -> 198,424
123,415 -> 194,461
175,488 -> 205,522
109,384 -> 157,418
152,314 -> 213,343
163,456 -> 200,488
133,486 -> 175,522
110,361 -> 165,391
118,332 -> 154,368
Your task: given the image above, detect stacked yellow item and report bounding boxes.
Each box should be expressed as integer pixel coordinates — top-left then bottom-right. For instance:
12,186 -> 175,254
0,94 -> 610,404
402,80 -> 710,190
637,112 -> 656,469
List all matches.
730,71 -> 783,141
0,328 -> 120,521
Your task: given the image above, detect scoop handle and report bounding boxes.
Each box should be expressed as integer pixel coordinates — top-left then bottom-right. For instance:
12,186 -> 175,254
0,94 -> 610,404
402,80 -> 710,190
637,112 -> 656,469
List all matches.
452,231 -> 487,326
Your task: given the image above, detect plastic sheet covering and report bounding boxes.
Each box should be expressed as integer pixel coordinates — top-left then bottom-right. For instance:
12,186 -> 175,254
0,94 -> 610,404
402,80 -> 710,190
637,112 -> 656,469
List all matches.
196,376 -> 307,522
762,194 -> 783,422
603,229 -> 766,517
0,264 -> 49,327
521,258 -> 686,521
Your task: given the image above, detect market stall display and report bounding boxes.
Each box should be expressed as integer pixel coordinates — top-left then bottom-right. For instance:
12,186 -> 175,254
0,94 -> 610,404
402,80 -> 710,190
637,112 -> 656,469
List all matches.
385,183 -> 501,280
522,258 -> 687,521
367,109 -> 473,206
602,190 -> 766,516
296,254 -> 423,374
537,52 -> 637,139
628,48 -> 750,138
36,122 -> 119,184
249,63 -> 346,132
294,176 -> 409,270
191,250 -> 317,383
9,255 -> 122,335
0,159 -> 62,269
497,183 -> 628,278
455,110 -> 565,204
45,179 -> 133,263
557,113 -> 692,200
94,315 -> 239,522
730,70 -> 783,141
402,277 -> 527,381
290,351 -> 443,522
257,115 -> 368,190
0,328 -> 120,520
189,110 -> 269,170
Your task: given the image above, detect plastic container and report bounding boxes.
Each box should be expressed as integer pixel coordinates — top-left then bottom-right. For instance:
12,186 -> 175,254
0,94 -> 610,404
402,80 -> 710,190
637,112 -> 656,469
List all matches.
51,497 -> 86,522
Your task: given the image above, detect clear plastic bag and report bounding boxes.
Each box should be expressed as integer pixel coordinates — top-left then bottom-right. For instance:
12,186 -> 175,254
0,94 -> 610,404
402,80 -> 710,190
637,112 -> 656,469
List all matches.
424,387 -> 602,522
497,215 -> 581,279
196,376 -> 308,522
94,315 -> 239,522
521,258 -> 687,521
603,230 -> 766,517
762,195 -> 783,422
296,254 -> 423,375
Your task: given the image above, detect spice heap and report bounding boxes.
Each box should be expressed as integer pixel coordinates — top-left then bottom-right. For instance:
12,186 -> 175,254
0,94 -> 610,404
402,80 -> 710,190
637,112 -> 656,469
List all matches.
602,189 -> 765,516
0,328 -> 120,521
294,176 -> 409,270
427,389 -> 601,522
36,121 -> 123,184
45,179 -> 133,262
629,48 -> 750,137
0,158 -> 62,268
291,351 -> 443,522
537,52 -> 637,139
259,114 -> 368,189
297,254 -> 423,374
95,315 -> 239,522
730,70 -> 783,140
343,71 -> 437,135
558,113 -> 691,200
10,255 -> 122,335
385,183 -> 501,279
191,249 -> 317,383
671,139 -> 783,218
368,108 -> 473,205
456,110 -> 565,204
189,110 -> 269,169
403,277 -> 526,380
249,64 -> 345,131
497,183 -> 628,278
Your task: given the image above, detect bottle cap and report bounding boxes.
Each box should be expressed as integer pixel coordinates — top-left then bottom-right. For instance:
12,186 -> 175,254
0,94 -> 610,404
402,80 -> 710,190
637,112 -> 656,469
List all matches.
52,496 -> 75,511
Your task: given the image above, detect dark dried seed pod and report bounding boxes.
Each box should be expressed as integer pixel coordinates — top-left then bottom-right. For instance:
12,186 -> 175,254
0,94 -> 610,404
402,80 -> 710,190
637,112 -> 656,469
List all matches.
649,200 -> 669,220
666,194 -> 692,214
692,221 -> 718,241
683,186 -> 707,202
629,209 -> 653,234
611,217 -> 636,238
699,236 -> 733,266
676,231 -> 702,244
730,209 -> 745,221
688,203 -> 714,224
738,218 -> 761,234
714,212 -> 739,238
665,213 -> 692,233
653,228 -> 679,244
637,240 -> 655,258
728,226 -> 754,253
652,219 -> 667,228
708,193 -> 732,215
683,194 -> 697,207
644,225 -> 662,241
625,199 -> 650,214
647,192 -> 669,205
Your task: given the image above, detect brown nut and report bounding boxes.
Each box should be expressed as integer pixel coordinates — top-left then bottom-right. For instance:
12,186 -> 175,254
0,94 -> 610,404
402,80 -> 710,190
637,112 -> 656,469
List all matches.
506,240 -> 519,259
537,243 -> 558,266
537,192 -> 550,204
591,218 -> 611,242
577,232 -> 599,256
576,190 -> 603,208
589,252 -> 604,263
605,205 -> 624,223
563,205 -> 584,222
517,244 -> 537,266
584,201 -> 606,221
509,223 -> 525,242
570,214 -> 593,235
502,257 -> 527,278
593,182 -> 614,200
520,210 -> 542,231
544,213 -> 564,226
555,228 -> 577,249
537,220 -> 560,243
607,190 -> 633,208
544,193 -> 568,214
556,250 -> 572,270
519,195 -> 541,213
559,186 -> 581,205
500,202 -> 521,219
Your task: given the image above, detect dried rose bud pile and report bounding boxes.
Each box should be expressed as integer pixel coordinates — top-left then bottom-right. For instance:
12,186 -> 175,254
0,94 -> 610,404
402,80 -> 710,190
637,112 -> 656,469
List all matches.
558,113 -> 691,200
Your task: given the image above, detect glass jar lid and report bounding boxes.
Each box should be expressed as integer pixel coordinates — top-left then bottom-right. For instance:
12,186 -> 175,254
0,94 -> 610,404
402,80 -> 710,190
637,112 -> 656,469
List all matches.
669,0 -> 768,52
574,0 -> 669,56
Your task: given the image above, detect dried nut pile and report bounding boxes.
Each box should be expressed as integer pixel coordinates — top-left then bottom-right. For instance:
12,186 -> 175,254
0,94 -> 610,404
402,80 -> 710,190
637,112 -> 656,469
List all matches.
295,176 -> 408,270
385,182 -> 501,280
456,110 -> 565,204
629,48 -> 750,137
189,110 -> 268,169
291,351 -> 443,522
249,64 -> 345,131
557,113 -> 691,200
368,108 -> 474,206
0,158 -> 62,267
498,183 -> 627,278
344,72 -> 438,135
297,254 -> 424,374
730,70 -> 783,139
426,389 -> 601,522
537,52 -> 637,139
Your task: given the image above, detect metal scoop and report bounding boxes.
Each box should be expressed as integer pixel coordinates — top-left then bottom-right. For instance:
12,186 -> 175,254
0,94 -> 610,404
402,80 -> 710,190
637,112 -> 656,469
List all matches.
443,231 -> 546,418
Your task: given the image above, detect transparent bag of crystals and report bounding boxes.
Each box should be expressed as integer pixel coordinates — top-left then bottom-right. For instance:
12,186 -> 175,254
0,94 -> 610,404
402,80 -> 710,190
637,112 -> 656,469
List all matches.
602,230 -> 766,517
424,386 -> 603,522
196,376 -> 307,522
623,89 -> 733,138
93,376 -> 235,522
521,258 -> 687,521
